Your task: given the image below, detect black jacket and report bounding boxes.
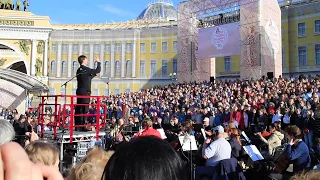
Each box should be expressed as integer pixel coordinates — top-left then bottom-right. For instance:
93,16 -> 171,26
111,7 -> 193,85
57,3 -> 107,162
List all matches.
76,62 -> 101,95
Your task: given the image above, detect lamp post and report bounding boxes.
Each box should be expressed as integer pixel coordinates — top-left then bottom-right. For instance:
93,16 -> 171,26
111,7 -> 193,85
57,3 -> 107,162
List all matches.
169,72 -> 177,83
101,75 -> 111,96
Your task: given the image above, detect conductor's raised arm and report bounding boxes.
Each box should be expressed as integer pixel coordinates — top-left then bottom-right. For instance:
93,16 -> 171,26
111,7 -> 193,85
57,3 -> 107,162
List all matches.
89,57 -> 101,76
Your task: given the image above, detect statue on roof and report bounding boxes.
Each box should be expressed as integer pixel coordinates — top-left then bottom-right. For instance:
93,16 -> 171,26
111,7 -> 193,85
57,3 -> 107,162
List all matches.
23,0 -> 28,11
16,0 -> 21,10
0,0 -> 14,10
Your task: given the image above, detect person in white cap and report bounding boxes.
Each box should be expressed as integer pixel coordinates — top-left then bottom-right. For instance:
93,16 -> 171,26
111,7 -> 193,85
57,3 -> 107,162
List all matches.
195,125 -> 231,180
203,117 -> 213,136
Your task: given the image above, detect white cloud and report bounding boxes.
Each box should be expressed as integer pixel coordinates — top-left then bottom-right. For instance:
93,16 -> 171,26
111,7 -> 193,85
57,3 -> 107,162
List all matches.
98,4 -> 134,17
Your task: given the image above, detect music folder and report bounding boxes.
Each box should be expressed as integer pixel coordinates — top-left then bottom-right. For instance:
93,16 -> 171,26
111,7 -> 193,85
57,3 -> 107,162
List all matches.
243,145 -> 264,162
178,135 -> 198,151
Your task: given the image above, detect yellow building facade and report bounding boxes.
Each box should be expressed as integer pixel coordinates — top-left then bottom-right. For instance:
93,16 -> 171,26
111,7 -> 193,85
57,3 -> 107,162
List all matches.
215,0 -> 320,79
0,1 -> 178,104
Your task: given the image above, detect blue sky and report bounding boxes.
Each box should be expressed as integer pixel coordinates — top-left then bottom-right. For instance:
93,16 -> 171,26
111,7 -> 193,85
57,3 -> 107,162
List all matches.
29,0 -> 181,24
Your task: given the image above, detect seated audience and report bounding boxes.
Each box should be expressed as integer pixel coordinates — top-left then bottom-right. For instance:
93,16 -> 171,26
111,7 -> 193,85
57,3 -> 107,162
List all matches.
68,147 -> 114,180
25,141 -> 60,170
103,136 -> 187,180
195,125 -> 232,180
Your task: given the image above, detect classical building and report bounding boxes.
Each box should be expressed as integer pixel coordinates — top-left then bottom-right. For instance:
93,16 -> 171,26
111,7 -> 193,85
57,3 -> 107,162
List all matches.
0,1 -> 178,105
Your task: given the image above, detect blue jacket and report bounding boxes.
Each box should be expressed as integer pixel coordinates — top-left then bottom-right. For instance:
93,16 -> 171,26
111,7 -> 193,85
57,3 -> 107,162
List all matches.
286,141 -> 311,172
213,158 -> 246,180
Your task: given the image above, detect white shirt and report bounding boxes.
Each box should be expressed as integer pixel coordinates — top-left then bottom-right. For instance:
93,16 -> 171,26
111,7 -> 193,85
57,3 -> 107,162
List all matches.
203,138 -> 231,166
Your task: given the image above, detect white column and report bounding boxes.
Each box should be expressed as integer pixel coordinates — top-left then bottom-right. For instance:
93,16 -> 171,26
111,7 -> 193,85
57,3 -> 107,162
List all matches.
121,40 -> 126,78
78,41 -> 83,56
67,41 -> 73,78
110,41 -> 115,78
100,41 -> 105,77
132,39 -> 137,78
56,41 -> 62,77
30,39 -> 37,76
89,41 -> 94,68
43,40 -> 48,77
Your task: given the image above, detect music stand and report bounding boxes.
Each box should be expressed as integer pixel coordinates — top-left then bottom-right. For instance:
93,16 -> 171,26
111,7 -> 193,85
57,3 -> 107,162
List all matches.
243,145 -> 264,162
178,135 -> 198,180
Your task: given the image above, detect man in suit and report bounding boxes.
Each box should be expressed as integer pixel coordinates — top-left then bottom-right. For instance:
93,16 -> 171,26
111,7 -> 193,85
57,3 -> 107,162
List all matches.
75,55 -> 101,131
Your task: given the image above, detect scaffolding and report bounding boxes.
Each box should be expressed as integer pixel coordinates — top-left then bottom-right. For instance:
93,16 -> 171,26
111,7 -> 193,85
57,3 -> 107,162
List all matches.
177,0 -> 282,81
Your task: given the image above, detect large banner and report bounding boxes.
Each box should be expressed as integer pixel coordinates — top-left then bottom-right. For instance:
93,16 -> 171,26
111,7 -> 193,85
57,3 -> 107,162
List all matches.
198,22 -> 240,59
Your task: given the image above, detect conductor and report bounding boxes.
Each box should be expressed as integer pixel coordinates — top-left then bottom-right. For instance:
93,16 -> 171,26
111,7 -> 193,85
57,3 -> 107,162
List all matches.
75,55 -> 101,131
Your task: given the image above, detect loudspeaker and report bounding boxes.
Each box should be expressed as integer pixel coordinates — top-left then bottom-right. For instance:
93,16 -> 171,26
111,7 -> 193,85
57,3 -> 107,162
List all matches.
267,72 -> 274,80
210,76 -> 215,83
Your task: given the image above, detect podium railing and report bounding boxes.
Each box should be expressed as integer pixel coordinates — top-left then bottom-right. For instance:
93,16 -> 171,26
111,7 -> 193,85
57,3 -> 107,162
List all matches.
37,95 -> 108,142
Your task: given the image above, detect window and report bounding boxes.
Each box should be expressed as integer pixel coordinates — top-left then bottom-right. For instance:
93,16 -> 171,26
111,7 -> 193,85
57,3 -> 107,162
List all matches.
93,89 -> 99,96
140,61 -> 145,76
315,20 -> 320,33
105,44 -> 111,54
316,44 -> 320,65
173,41 -> 177,52
116,43 -> 121,54
151,60 -> 157,77
298,22 -> 306,36
173,59 -> 178,73
51,44 -> 57,54
115,61 -> 121,75
49,88 -> 55,95
224,56 -> 231,72
140,43 -> 146,53
298,46 -> 307,66
115,88 -> 120,95
126,43 -> 132,53
73,44 -> 78,54
62,61 -> 67,75
126,60 -> 131,75
72,88 -> 76,95
105,61 -> 110,76
162,42 -> 168,52
161,60 -> 168,76
62,44 -> 68,54
83,44 -> 89,54
104,88 -> 109,96
94,44 -> 100,54
126,88 -> 131,93
61,88 -> 66,96
73,61 -> 78,75
50,60 -> 56,74
151,42 -> 157,53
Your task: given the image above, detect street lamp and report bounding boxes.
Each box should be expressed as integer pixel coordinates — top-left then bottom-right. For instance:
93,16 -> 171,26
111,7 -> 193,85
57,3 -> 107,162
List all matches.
169,72 -> 177,82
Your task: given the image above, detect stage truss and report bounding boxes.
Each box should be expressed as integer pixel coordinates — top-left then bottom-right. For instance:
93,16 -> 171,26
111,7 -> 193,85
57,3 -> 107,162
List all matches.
178,0 -> 282,81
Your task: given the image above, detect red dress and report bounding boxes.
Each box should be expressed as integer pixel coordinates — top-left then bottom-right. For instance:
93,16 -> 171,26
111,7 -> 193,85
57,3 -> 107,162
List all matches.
230,111 -> 245,129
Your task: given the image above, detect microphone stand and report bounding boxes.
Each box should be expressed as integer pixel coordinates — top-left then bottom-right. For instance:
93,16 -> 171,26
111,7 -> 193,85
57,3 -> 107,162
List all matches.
61,72 -> 86,104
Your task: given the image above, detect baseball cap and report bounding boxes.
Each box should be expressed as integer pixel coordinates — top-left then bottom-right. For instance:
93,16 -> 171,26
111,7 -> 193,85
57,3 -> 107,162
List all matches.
203,117 -> 210,122
212,125 -> 225,134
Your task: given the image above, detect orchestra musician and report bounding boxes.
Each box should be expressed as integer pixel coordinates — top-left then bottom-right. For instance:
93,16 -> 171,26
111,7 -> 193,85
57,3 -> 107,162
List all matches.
134,119 -> 162,139
269,125 -> 311,180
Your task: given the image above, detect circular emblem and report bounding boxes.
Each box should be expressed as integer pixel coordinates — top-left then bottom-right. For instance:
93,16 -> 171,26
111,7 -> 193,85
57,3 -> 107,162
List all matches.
211,27 -> 228,50
265,19 -> 280,57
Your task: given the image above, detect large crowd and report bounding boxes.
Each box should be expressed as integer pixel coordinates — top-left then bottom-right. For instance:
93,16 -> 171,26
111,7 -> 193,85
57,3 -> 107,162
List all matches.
2,75 -> 320,180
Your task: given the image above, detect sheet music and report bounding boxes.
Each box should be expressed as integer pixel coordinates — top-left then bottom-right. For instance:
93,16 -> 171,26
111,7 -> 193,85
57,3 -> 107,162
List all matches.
157,128 -> 167,139
241,131 -> 251,143
243,145 -> 264,162
201,128 -> 207,140
178,135 -> 198,151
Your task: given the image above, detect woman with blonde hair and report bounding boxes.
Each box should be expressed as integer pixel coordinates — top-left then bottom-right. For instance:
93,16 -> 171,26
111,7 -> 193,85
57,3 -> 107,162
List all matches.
68,146 -> 114,180
25,141 -> 60,170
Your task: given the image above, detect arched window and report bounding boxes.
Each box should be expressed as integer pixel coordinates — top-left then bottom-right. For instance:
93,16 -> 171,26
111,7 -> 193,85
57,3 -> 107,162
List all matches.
115,60 -> 120,75
73,61 -> 78,75
126,60 -> 131,76
105,61 -> 110,76
50,60 -> 56,74
62,61 -> 67,75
